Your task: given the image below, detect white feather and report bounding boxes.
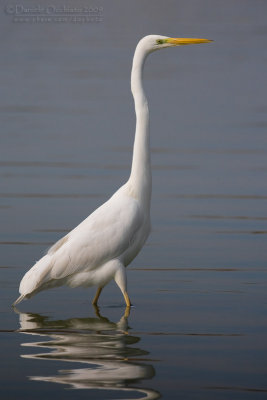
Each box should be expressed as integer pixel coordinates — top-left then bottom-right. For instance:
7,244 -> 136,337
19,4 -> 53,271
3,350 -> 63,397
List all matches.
15,182 -> 149,304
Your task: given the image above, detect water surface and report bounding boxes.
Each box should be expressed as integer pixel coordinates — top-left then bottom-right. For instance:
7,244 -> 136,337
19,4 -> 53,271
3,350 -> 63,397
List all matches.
1,1 -> 267,399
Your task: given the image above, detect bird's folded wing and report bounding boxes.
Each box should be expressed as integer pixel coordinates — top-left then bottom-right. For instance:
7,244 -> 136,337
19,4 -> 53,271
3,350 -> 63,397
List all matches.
48,194 -> 143,280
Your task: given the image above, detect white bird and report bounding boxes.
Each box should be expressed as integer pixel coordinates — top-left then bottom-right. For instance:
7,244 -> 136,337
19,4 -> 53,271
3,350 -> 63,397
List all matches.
13,35 -> 212,308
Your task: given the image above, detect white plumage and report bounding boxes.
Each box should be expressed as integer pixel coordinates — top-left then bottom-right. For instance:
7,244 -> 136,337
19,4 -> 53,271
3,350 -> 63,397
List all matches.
14,35 -> 212,307
15,184 -> 148,306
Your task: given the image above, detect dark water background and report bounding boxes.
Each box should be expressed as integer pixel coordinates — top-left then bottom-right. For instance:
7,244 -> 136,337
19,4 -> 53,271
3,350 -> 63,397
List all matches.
1,1 -> 267,399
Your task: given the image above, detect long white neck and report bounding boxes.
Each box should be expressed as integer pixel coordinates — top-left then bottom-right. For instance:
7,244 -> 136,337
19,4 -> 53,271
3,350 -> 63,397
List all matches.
128,42 -> 152,210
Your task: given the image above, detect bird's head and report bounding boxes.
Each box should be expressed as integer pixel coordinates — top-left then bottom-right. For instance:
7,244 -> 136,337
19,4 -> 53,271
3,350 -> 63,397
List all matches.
138,35 -> 213,54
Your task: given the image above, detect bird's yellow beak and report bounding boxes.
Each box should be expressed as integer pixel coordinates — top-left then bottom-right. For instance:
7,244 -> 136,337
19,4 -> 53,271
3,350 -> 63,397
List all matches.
167,37 -> 213,46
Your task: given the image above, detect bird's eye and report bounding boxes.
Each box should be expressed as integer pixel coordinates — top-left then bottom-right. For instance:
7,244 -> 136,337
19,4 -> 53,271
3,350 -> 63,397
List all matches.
156,39 -> 164,45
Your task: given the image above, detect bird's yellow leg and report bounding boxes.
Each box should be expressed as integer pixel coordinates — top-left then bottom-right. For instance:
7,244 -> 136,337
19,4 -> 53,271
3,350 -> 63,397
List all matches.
114,263 -> 131,308
123,291 -> 131,308
124,305 -> 131,319
92,287 -> 103,306
92,304 -> 101,318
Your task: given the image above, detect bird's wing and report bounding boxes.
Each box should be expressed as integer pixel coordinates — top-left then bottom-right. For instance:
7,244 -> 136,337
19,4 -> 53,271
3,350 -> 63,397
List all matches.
47,191 -> 143,280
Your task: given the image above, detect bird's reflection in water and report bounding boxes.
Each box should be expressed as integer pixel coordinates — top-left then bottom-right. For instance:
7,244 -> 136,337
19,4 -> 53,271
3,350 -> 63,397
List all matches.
17,306 -> 160,400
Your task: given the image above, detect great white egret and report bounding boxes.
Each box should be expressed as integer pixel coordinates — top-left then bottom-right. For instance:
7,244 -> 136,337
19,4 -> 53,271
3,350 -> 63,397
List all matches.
13,35 -> 212,308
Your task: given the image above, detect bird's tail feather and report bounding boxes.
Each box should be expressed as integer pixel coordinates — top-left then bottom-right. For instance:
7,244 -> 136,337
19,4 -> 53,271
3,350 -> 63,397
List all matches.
12,294 -> 27,307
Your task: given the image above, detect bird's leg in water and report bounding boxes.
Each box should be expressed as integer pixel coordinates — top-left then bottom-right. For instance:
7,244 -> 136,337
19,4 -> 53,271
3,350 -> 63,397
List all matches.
92,287 -> 103,305
124,304 -> 131,318
123,291 -> 131,308
92,304 -> 101,318
114,264 -> 132,307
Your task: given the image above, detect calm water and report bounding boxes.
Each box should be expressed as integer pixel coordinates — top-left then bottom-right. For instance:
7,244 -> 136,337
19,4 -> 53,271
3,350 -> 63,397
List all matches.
1,1 -> 267,399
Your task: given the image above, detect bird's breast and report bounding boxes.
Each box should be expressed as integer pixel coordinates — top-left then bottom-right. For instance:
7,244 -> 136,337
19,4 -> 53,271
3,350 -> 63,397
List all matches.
122,217 -> 151,267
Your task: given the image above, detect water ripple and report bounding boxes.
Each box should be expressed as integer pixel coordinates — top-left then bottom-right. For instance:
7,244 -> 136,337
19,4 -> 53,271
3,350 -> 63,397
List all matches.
189,214 -> 267,221
170,194 -> 267,200
0,193 -> 103,199
0,241 -> 52,246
